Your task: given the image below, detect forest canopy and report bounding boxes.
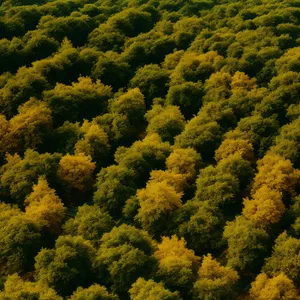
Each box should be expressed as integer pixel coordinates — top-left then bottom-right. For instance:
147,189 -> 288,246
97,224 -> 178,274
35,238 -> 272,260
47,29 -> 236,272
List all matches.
0,0 -> 300,299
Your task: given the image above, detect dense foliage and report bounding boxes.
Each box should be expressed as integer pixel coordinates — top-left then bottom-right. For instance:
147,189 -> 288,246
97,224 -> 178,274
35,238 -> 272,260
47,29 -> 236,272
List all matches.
0,0 -> 300,299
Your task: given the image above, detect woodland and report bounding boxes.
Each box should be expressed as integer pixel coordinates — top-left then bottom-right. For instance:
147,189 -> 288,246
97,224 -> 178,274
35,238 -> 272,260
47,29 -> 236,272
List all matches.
0,0 -> 300,299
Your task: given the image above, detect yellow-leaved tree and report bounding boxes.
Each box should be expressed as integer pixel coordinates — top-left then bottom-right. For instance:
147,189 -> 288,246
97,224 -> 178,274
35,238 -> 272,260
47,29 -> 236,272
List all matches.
136,181 -> 182,234
243,185 -> 285,227
193,254 -> 239,300
25,178 -> 65,234
57,153 -> 95,192
154,235 -> 200,291
249,273 -> 300,300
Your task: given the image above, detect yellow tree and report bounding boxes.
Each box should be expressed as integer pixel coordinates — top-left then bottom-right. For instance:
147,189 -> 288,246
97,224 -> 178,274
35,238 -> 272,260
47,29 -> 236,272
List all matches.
154,235 -> 200,290
25,178 -> 65,234
249,273 -> 300,300
0,274 -> 62,300
166,148 -> 202,184
193,254 -> 239,300
252,154 -> 300,195
57,153 -> 96,192
243,185 -> 285,227
136,181 -> 182,233
215,139 -> 254,162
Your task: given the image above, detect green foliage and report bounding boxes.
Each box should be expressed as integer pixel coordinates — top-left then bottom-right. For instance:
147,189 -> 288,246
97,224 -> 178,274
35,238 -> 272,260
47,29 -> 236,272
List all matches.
63,204 -> 114,246
129,278 -> 182,300
69,284 -> 119,300
35,235 -> 96,297
263,232 -> 300,287
95,224 -> 157,294
0,203 -> 41,276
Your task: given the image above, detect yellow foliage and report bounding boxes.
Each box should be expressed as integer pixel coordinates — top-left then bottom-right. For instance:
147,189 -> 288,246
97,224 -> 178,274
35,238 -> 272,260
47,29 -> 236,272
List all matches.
25,178 -> 65,233
243,185 -> 285,226
154,235 -> 200,286
249,273 -> 300,300
215,139 -> 254,162
166,147 -> 201,182
0,274 -> 62,300
137,181 -> 182,230
57,153 -> 96,191
252,154 -> 300,195
231,71 -> 257,91
149,170 -> 187,193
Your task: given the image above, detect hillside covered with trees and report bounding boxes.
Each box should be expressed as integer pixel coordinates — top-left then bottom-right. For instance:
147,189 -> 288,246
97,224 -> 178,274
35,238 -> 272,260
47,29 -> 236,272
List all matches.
0,0 -> 300,299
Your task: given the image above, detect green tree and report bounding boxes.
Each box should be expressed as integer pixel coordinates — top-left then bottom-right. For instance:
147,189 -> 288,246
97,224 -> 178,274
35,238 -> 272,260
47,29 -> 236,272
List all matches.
223,216 -> 270,275
145,105 -> 185,143
35,235 -> 96,297
0,203 -> 41,276
69,284 -> 119,300
0,150 -> 61,204
129,278 -> 182,300
63,204 -> 114,246
93,165 -> 137,217
263,232 -> 300,287
95,224 -> 157,294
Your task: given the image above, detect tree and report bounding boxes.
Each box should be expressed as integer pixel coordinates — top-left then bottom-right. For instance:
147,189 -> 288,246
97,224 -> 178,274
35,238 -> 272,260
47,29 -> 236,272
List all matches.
165,81 -> 203,119
69,284 -> 119,300
63,204 -> 114,246
195,165 -> 239,207
35,235 -> 96,297
0,150 -> 61,204
193,254 -> 239,300
129,64 -> 170,107
224,115 -> 279,157
0,203 -> 41,276
154,235 -> 200,292
249,273 -> 300,300
145,105 -> 185,143
243,185 -> 285,227
149,170 -> 187,193
175,116 -> 222,161
215,139 -> 254,162
252,154 -> 300,196
96,224 -> 157,294
166,147 -> 202,185
110,88 -> 146,127
136,181 -> 182,234
223,216 -> 270,274
129,278 -> 182,300
175,200 -> 224,255
44,77 -> 112,125
263,232 -> 300,287
3,97 -> 52,152
25,178 -> 65,234
170,52 -> 223,85
114,134 -> 171,183
93,165 -> 137,217
74,121 -> 110,165
57,153 -> 95,192
0,274 -> 62,300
